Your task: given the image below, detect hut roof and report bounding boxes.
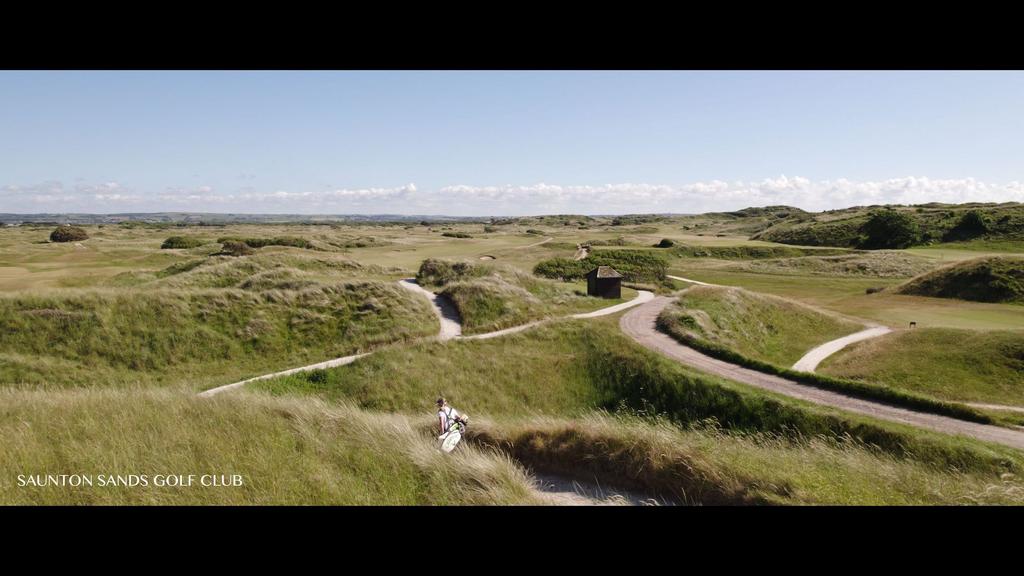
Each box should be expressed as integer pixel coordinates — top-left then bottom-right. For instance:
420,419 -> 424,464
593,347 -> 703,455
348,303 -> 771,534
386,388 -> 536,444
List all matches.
589,266 -> 622,279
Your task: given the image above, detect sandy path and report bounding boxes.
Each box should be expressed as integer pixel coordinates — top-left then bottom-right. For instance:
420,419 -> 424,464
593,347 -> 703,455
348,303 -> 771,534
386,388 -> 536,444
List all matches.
791,326 -> 893,372
666,274 -> 718,286
524,237 -> 553,248
967,403 -> 1024,415
573,245 -> 589,261
397,279 -> 462,340
571,290 -> 654,319
531,473 -> 669,506
619,296 -> 1024,451
198,352 -> 372,397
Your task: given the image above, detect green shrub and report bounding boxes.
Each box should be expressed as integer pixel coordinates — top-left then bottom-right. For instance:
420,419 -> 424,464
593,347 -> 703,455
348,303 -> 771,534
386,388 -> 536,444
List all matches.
526,229 -> 544,235
161,236 -> 205,249
442,232 -> 472,238
944,210 -> 990,241
859,210 -> 920,249
50,226 -> 88,243
656,238 -> 675,248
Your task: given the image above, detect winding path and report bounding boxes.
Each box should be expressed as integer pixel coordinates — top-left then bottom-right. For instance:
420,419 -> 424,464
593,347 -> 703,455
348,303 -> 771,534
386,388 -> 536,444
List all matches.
200,279 -> 652,397
619,296 -> 1024,450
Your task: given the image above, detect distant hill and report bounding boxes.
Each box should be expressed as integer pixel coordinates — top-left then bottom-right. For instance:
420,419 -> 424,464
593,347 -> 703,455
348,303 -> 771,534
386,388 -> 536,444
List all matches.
896,256 -> 1024,303
752,203 -> 1024,248
0,213 -> 487,226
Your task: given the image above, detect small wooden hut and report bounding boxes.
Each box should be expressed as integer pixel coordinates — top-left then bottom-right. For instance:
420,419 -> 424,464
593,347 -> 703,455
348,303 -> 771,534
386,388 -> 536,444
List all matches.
586,266 -> 622,299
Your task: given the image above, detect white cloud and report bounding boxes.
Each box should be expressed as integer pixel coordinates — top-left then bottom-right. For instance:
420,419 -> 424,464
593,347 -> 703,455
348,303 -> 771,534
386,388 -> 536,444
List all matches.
0,177 -> 1021,215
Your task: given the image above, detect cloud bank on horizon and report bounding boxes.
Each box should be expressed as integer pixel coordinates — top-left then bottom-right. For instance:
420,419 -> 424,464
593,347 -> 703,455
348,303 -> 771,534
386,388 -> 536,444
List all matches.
2,176 -> 1022,216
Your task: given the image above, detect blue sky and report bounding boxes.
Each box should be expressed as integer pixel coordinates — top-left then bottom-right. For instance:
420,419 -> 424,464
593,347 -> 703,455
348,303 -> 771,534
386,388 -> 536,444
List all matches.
2,70 -> 1023,215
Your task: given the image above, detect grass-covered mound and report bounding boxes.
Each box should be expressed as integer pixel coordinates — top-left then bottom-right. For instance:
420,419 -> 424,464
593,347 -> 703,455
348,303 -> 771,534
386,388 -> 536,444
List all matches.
0,281 -> 437,389
737,251 -> 937,278
254,317 -> 1024,504
161,236 -> 206,249
129,251 -> 378,290
896,256 -> 1024,303
657,285 -> 863,366
0,388 -> 541,505
819,328 -> 1024,405
671,244 -> 850,260
50,225 -> 89,243
417,259 -> 621,334
217,236 -> 316,250
533,248 -> 668,283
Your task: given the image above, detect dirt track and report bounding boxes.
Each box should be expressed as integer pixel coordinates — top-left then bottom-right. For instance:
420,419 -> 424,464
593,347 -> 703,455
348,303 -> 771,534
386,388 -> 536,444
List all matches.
620,296 -> 1024,451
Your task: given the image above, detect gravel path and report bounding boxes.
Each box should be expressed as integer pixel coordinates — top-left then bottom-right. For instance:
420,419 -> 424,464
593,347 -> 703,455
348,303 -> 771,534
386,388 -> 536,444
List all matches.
791,326 -> 893,372
619,296 -> 1024,451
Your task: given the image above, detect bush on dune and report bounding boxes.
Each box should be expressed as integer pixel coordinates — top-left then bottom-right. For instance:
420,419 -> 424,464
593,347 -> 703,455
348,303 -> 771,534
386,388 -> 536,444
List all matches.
50,225 -> 89,243
161,236 -> 206,249
533,249 -> 668,283
217,236 -> 315,250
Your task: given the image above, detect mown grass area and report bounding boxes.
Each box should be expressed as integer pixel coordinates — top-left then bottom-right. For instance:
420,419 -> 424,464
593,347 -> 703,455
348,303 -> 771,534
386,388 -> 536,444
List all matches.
819,328 -> 1024,405
0,388 -> 543,505
657,285 -> 864,366
416,258 -> 629,334
897,256 -> 1024,304
0,275 -> 437,390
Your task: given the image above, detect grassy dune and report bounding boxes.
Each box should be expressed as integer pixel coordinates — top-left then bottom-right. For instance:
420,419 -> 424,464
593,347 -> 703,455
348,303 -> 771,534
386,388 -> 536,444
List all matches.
0,277 -> 437,390
736,251 -> 936,279
897,256 -> 1024,303
820,328 -> 1024,405
0,388 -> 542,505
658,285 -> 864,366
